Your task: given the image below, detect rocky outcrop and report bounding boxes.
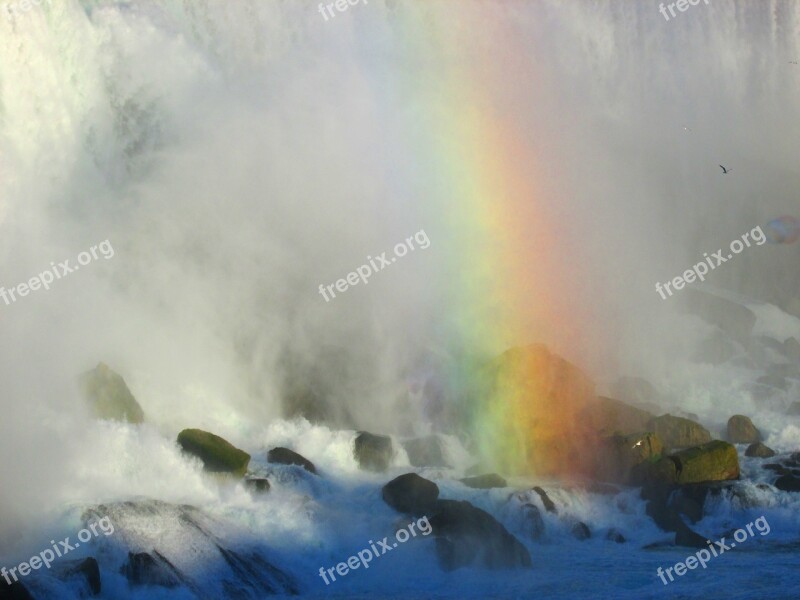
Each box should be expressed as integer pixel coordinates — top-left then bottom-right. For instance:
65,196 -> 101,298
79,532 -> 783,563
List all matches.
430,500 -> 531,570
459,473 -> 507,489
745,442 -> 775,458
80,363 -> 144,424
598,432 -> 663,483
635,441 -> 739,486
177,429 -> 250,477
532,486 -> 557,513
727,415 -> 761,444
583,396 -> 655,437
647,414 -> 711,451
354,432 -> 394,472
382,473 -> 439,515
402,435 -> 448,467
267,447 -> 317,474
122,552 -> 182,588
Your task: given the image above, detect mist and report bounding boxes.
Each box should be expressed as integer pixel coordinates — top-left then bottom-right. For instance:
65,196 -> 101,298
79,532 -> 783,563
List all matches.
1,0 -> 799,548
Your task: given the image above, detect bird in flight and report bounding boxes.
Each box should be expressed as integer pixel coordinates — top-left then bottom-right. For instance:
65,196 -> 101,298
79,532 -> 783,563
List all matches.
719,165 -> 732,174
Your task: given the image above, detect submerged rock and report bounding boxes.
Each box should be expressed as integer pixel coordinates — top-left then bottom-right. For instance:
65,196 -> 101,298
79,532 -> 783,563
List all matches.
430,499 -> 531,570
745,442 -> 775,458
122,552 -> 182,588
647,415 -> 711,451
177,429 -> 250,477
775,474 -> 800,492
244,478 -> 271,494
522,504 -> 545,540
353,432 -> 393,472
267,447 -> 317,474
570,521 -> 591,540
382,473 -> 439,515
459,473 -> 507,489
53,558 -> 101,596
606,529 -> 626,543
402,435 -> 449,467
532,486 -> 557,513
727,415 -> 761,444
0,580 -> 36,600
80,363 -> 144,424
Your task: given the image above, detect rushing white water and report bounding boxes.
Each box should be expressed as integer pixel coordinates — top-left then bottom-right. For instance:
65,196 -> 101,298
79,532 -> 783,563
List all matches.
1,1 -> 799,598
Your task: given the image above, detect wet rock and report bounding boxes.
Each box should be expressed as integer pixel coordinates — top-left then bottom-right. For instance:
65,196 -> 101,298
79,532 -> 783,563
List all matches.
583,396 -> 655,437
647,415 -> 711,451
774,475 -> 800,492
80,363 -> 145,424
532,486 -> 557,513
745,442 -> 775,458
598,431 -> 663,484
606,529 -> 626,543
522,504 -> 545,540
727,415 -> 761,444
570,521 -> 591,540
459,473 -> 507,489
177,429 -> 250,477
266,447 -> 317,474
122,552 -> 181,588
674,525 -> 708,548
54,557 -> 101,596
402,435 -> 449,468
763,463 -> 792,475
671,441 -> 740,484
382,473 -> 439,515
353,432 -> 393,472
244,478 -> 270,494
0,580 -> 35,600
430,499 -> 531,570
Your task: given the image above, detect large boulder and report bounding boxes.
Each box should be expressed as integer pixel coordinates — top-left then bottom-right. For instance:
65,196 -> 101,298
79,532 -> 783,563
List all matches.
671,441 -> 740,484
727,415 -> 761,444
583,396 -> 656,437
430,499 -> 531,570
471,344 -> 598,477
267,447 -> 317,474
354,432 -> 393,472
647,414 -> 711,451
745,442 -> 775,458
598,431 -> 663,483
402,435 -> 449,468
382,473 -> 439,515
80,363 -> 145,424
177,429 -> 250,477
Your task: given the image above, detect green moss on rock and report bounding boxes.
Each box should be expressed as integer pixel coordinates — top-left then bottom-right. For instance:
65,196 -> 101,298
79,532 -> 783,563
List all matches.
672,440 -> 739,484
80,363 -> 145,424
177,429 -> 250,477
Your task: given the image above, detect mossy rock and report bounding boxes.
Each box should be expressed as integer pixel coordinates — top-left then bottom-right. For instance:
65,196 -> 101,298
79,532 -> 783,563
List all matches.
671,440 -> 739,484
80,363 -> 145,424
177,429 -> 250,477
600,431 -> 663,483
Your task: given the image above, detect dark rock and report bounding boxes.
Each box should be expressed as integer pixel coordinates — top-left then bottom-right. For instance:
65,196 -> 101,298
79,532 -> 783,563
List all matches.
402,435 -> 448,467
54,557 -> 101,596
675,525 -> 708,548
0,580 -> 35,600
775,475 -> 800,492
122,552 -> 182,588
647,415 -> 712,451
80,363 -> 144,423
267,447 -> 317,474
382,473 -> 439,515
606,529 -> 626,543
177,429 -> 250,477
522,504 -> 545,540
430,499 -> 531,570
353,432 -> 393,472
571,521 -> 591,540
763,463 -> 792,475
532,486 -> 557,513
459,473 -> 507,489
727,415 -> 761,444
745,442 -> 775,458
244,478 -> 270,494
